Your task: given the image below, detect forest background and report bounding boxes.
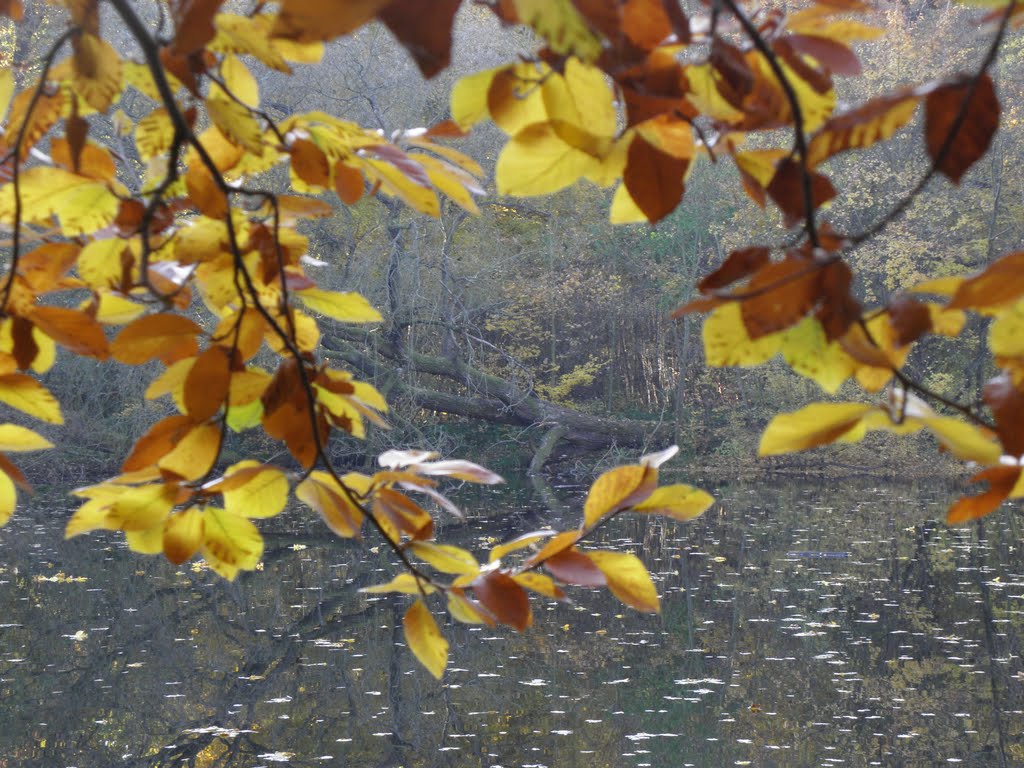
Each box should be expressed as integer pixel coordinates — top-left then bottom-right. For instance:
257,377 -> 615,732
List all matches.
7,0 -> 1020,488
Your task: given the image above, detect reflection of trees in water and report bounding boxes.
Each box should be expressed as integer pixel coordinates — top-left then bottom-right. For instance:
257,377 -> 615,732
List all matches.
4,482 -> 1024,766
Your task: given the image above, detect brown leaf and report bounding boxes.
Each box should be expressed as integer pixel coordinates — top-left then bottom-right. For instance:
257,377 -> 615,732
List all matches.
272,0 -> 390,43
699,247 -> 771,293
947,466 -> 1019,525
815,260 -> 861,341
30,306 -> 110,359
472,571 -> 532,631
290,138 -> 331,188
766,157 -> 836,229
670,294 -> 725,319
184,346 -> 231,421
544,548 -> 607,587
925,73 -> 999,184
17,243 -> 80,292
740,257 -> 822,339
784,34 -> 861,77
171,0 -> 225,55
621,0 -> 672,50
379,0 -> 460,79
618,52 -> 694,126
887,294 -> 933,347
10,317 -> 37,371
111,313 -> 203,365
185,162 -> 229,219
123,414 -> 194,472
948,251 -> 1024,310
333,161 -> 365,205
6,89 -> 64,160
623,135 -> 688,223
983,373 -> 1024,456
710,38 -> 755,108
0,0 -> 23,20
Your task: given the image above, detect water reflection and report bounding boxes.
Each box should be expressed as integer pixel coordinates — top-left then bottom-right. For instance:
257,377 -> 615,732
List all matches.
1,478 -> 1022,766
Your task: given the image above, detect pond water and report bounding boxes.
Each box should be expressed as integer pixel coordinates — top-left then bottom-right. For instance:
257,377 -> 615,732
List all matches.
2,476 -> 1023,767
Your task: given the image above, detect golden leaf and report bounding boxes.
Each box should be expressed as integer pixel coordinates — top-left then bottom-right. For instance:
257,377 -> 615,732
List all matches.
0,468 -> 15,527
703,303 -> 785,367
586,550 -> 660,612
632,484 -> 714,522
296,289 -> 383,323
583,464 -> 656,529
0,374 -> 60,429
201,506 -> 264,580
0,424 -> 53,452
111,313 -> 203,365
218,462 -> 290,519
163,508 -> 204,565
360,572 -> 435,595
295,471 -> 365,538
72,33 -> 123,111
758,403 -> 873,456
404,598 -> 449,679
410,541 -> 480,575
513,0 -> 602,62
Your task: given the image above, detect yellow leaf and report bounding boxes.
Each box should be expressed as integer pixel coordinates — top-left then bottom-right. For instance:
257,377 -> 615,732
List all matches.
92,292 -> 147,325
220,54 -> 259,107
911,275 -> 965,297
404,598 -> 448,679
201,506 -> 264,580
219,463 -> 289,519
586,550 -> 660,612
416,155 -> 481,214
104,483 -> 178,532
450,67 -> 499,129
609,183 -> 647,224
410,541 -> 480,575
163,508 -> 204,565
0,469 -> 15,527
489,530 -> 557,562
512,572 -> 565,599
158,423 -> 220,481
135,108 -> 175,161
65,498 -> 116,538
73,33 -> 123,112
918,416 -> 1002,465
360,572 -> 435,595
295,471 -> 365,538
513,0 -> 602,62
226,399 -> 264,432
0,167 -> 119,236
447,590 -> 493,625
632,484 -> 714,522
363,158 -> 440,216
0,374 -> 63,424
990,301 -> 1024,358
496,123 -> 601,196
0,424 -> 53,452
125,524 -> 164,555
703,302 -> 785,367
781,317 -> 857,394
583,464 -> 656,529
758,403 -> 873,456
77,238 -> 133,290
207,95 -> 264,154
0,67 -> 14,122
297,289 -> 382,323
928,304 -> 967,337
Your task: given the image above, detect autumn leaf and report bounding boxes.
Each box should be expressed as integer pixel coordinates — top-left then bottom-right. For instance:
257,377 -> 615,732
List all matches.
473,571 -> 532,630
404,599 -> 448,679
296,289 -> 383,323
586,550 -> 660,612
360,573 -> 435,595
295,471 -> 365,538
410,541 -> 480,575
0,424 -> 53,452
758,403 -> 873,455
0,374 -> 63,424
201,506 -> 264,580
163,508 -> 204,565
925,73 -> 999,184
632,484 -> 714,522
111,314 -> 203,365
582,464 -> 655,528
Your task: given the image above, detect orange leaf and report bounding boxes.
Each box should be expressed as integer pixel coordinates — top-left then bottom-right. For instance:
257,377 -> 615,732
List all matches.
111,313 -> 203,365
30,306 -> 110,359
948,252 -> 1024,311
623,134 -> 688,224
122,414 -> 194,472
378,0 -> 460,78
947,466 -> 1019,525
184,346 -> 231,421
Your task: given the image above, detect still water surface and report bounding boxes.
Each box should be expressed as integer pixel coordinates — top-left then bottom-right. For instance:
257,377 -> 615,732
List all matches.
2,477 -> 1023,767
